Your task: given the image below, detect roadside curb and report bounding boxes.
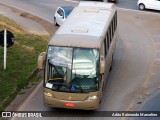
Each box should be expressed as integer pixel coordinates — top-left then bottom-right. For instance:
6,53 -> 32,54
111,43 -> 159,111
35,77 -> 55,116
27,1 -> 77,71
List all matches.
117,8 -> 160,16
0,2 -> 57,36
5,76 -> 42,111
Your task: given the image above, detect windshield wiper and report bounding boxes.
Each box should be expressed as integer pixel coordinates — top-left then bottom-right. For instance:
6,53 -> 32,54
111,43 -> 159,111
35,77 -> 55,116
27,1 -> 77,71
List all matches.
48,59 -> 64,78
56,82 -> 70,91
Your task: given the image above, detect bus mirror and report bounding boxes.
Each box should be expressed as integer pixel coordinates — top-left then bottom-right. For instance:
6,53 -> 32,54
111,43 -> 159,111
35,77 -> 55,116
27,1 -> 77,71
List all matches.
37,52 -> 46,70
100,56 -> 105,74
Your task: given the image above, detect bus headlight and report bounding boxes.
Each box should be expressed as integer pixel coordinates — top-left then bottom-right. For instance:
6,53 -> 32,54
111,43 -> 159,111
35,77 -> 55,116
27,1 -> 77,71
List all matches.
45,83 -> 53,89
85,96 -> 97,101
44,92 -> 52,97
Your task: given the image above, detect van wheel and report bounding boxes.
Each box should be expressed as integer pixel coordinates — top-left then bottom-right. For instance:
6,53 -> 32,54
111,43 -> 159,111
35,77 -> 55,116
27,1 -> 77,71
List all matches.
139,4 -> 145,10
54,17 -> 58,26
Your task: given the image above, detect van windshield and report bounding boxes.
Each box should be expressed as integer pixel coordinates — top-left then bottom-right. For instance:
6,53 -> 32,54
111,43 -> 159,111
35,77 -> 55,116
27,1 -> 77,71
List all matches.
45,46 -> 100,93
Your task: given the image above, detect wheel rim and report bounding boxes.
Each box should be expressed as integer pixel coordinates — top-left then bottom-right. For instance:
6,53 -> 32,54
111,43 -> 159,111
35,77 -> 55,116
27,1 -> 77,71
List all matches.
139,4 -> 144,10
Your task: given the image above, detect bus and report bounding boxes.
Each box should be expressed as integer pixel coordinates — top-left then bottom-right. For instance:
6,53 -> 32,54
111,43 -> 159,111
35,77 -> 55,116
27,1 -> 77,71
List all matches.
38,1 -> 117,110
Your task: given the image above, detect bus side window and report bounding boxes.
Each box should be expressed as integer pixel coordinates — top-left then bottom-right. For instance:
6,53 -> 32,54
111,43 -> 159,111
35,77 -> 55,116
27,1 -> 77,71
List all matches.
107,31 -> 111,47
100,42 -> 105,58
114,14 -> 116,31
105,34 -> 109,55
112,18 -> 114,36
100,42 -> 105,74
110,25 -> 112,43
104,38 -> 107,56
115,11 -> 117,29
111,19 -> 114,38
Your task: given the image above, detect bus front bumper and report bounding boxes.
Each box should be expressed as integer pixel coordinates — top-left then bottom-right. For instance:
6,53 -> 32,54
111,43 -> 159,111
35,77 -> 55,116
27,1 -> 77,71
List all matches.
44,95 -> 99,110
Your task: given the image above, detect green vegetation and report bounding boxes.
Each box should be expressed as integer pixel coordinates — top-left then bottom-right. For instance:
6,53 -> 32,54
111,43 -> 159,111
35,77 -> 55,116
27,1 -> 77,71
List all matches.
0,14 -> 50,111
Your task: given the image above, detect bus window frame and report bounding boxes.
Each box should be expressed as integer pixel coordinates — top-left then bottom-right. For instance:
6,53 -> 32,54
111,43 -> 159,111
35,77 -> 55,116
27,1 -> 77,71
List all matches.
44,45 -> 101,90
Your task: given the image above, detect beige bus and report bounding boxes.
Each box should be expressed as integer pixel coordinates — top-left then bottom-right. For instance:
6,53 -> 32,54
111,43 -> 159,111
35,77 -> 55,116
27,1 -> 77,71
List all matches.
38,1 -> 117,110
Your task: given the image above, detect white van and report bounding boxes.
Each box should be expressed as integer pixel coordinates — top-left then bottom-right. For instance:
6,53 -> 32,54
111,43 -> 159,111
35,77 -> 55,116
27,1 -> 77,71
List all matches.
137,0 -> 160,11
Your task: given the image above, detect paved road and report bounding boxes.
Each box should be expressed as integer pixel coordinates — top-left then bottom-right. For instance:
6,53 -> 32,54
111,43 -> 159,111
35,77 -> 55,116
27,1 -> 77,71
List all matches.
0,0 -> 78,24
0,4 -> 48,35
131,91 -> 160,120
10,10 -> 160,120
0,0 -> 160,119
116,0 -> 138,10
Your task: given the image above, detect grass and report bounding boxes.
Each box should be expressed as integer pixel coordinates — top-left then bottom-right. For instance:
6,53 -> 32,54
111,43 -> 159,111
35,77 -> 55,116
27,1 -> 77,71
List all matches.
0,14 -> 50,111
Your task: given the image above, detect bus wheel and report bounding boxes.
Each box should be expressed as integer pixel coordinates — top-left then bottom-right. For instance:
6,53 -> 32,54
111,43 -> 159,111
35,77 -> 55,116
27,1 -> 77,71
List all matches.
99,92 -> 103,104
99,84 -> 104,104
109,55 -> 113,71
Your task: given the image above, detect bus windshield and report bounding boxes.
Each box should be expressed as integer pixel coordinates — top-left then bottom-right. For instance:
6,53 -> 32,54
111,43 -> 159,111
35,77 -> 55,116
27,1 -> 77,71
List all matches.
45,46 -> 99,93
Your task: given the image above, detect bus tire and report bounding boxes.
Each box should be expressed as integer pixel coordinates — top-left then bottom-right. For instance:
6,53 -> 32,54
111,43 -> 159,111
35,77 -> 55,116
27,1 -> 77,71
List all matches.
99,91 -> 103,104
99,83 -> 105,104
109,55 -> 113,72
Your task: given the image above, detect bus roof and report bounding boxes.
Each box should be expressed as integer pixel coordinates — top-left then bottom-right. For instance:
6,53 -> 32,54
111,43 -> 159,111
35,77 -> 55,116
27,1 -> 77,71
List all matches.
49,1 -> 116,48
